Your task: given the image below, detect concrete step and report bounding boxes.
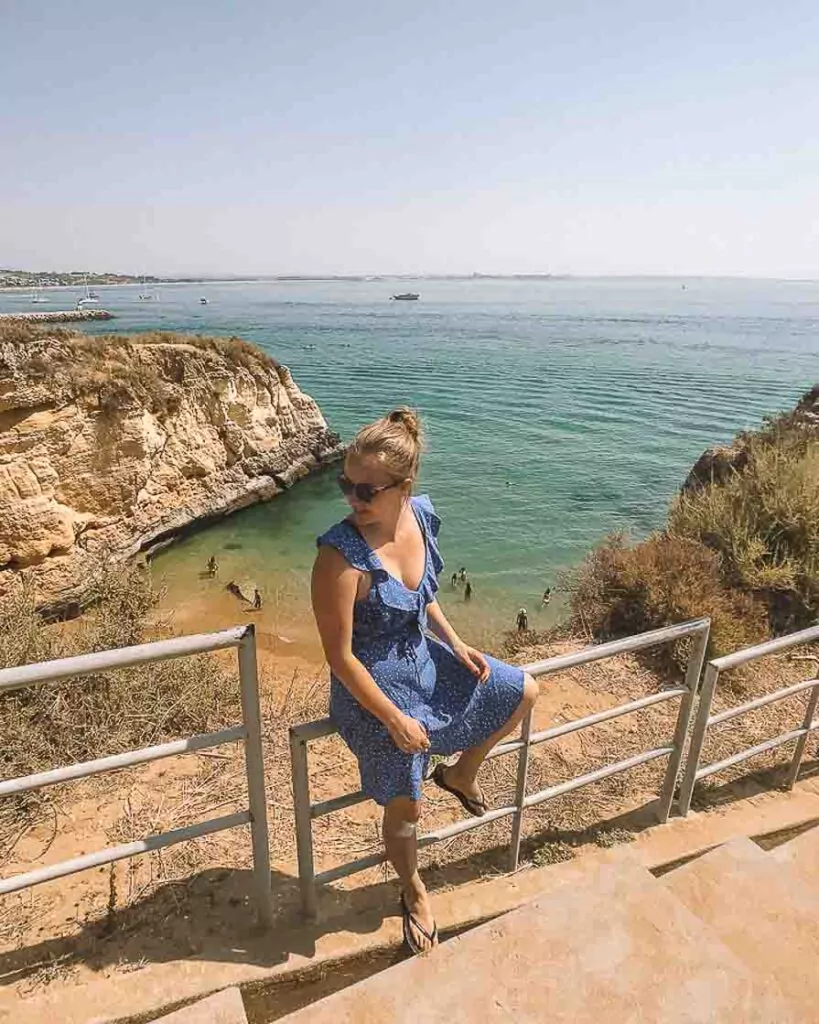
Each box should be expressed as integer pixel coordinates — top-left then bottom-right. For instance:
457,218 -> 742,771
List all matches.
276,854 -> 794,1023
152,987 -> 247,1023
769,819 -> 819,888
662,837 -> 819,1017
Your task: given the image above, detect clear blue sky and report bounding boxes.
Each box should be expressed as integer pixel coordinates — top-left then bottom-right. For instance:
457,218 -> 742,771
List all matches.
2,0 -> 818,277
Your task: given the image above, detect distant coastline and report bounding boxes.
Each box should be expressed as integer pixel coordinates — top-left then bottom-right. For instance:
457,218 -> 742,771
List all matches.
1,269 -> 566,290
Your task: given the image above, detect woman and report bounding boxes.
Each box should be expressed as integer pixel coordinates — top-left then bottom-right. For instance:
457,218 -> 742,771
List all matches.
311,408 -> 538,954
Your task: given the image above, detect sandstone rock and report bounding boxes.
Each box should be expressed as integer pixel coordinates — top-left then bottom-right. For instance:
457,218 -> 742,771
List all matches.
0,331 -> 344,611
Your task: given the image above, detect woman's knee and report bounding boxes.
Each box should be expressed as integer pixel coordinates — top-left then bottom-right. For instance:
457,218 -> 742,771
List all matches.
522,673 -> 539,708
384,796 -> 422,829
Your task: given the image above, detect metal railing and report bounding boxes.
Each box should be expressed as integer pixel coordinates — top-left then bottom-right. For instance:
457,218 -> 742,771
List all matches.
290,618 -> 710,916
0,624 -> 275,927
678,623 -> 819,816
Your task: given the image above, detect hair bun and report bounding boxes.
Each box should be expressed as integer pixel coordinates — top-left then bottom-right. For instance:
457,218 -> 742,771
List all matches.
387,406 -> 422,443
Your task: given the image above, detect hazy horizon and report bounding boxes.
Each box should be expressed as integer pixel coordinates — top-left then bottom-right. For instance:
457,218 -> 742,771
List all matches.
4,269 -> 819,284
3,0 -> 818,279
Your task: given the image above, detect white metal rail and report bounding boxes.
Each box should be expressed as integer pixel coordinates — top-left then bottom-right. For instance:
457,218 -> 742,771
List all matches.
0,625 -> 275,927
678,623 -> 819,816
290,618 -> 710,916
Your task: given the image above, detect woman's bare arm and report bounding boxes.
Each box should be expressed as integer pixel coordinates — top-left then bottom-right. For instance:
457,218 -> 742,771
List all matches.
426,600 -> 463,648
311,545 -> 429,752
426,600 -> 490,682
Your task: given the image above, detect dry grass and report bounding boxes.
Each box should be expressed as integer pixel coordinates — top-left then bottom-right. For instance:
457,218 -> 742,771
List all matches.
0,323 -> 282,419
563,533 -> 769,663
0,565 -> 242,858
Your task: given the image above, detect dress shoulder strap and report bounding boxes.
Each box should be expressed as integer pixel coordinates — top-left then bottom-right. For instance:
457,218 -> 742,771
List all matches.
316,520 -> 374,573
410,494 -> 441,538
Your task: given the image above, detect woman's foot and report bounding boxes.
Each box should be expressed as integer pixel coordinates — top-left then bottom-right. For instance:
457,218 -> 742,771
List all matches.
435,762 -> 487,816
401,880 -> 438,954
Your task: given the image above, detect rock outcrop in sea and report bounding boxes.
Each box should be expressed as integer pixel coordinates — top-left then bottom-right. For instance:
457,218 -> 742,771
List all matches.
0,328 -> 344,612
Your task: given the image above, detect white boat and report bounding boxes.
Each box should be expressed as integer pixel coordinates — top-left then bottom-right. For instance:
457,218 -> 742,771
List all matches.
137,276 -> 158,301
77,276 -> 100,306
199,297 -> 209,304
29,285 -> 48,304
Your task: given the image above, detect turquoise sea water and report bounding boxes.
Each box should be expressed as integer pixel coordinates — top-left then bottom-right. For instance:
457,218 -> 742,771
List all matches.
3,277 -> 816,640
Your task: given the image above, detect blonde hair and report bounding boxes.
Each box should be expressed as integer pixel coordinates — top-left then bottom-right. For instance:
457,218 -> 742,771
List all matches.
349,406 -> 424,481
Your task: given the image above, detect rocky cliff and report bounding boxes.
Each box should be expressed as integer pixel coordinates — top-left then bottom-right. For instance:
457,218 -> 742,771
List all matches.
0,327 -> 343,611
683,384 -> 819,492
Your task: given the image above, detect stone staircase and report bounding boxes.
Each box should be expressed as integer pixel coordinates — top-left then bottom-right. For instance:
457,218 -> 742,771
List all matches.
152,988 -> 248,1024
270,823 -> 819,1023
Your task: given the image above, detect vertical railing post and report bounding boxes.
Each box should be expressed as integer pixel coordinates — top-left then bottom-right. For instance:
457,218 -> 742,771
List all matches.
509,705 -> 533,871
658,623 -> 710,821
785,660 -> 819,790
289,728 -> 318,918
678,661 -> 721,816
237,626 -> 275,929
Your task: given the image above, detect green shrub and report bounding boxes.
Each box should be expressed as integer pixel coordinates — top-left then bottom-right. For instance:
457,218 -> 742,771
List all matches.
670,434 -> 819,630
567,387 -> 817,652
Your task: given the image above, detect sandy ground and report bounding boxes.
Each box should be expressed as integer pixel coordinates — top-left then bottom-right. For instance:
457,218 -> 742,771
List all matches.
1,591 -> 816,1005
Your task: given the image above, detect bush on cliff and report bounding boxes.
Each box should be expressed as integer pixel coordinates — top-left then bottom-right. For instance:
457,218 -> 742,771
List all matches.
566,386 -> 818,655
0,564 -> 241,784
566,533 -> 768,661
669,417 -> 819,632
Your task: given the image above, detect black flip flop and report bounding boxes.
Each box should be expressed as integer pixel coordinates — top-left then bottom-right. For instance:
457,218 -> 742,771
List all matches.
432,762 -> 487,817
400,894 -> 438,956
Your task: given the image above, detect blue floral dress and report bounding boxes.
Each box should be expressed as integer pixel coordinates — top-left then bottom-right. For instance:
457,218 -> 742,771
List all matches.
317,495 -> 525,806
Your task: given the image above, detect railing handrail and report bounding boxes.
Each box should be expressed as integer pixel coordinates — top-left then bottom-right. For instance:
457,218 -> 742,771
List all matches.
290,617 -> 711,917
678,622 -> 819,816
0,625 -> 248,692
710,622 -> 819,672
0,625 -> 274,927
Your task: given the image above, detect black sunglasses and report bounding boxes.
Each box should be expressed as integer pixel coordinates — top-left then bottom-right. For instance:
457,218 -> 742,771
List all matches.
336,474 -> 404,504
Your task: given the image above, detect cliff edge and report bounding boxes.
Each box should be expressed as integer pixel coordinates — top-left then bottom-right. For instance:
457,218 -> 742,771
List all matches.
683,384 -> 819,492
0,327 -> 343,611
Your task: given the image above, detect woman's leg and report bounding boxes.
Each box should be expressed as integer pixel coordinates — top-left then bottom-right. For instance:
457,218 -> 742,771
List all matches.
443,673 -> 538,803
383,795 -> 436,950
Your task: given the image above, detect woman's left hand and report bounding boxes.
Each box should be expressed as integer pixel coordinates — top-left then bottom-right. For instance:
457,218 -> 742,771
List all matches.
453,642 -> 491,683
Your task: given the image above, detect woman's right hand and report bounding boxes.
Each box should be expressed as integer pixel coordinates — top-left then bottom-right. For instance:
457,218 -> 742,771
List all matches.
387,711 -> 430,754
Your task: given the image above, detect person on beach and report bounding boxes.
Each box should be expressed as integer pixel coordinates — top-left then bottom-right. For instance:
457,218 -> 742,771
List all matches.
311,408 -> 537,956
464,580 -> 473,601
207,556 -> 218,578
516,607 -> 528,632
253,587 -> 263,610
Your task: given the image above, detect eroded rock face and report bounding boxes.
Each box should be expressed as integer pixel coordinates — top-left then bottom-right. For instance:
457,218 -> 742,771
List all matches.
0,332 -> 344,611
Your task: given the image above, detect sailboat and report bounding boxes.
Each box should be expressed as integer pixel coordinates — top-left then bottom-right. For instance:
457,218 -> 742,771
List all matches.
76,276 -> 100,308
137,276 -> 158,301
29,284 -> 48,304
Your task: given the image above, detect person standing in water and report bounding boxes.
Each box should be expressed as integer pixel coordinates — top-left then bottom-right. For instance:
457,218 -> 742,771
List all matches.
464,580 -> 473,601
311,408 -> 537,956
541,587 -> 552,607
516,607 -> 529,632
